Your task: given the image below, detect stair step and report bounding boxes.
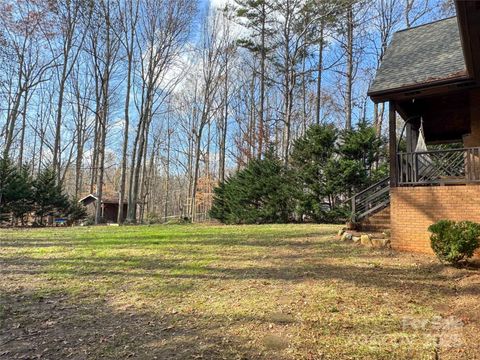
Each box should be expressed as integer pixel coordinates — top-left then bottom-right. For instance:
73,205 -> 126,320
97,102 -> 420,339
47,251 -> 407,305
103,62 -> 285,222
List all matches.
347,176 -> 391,231
357,203 -> 390,232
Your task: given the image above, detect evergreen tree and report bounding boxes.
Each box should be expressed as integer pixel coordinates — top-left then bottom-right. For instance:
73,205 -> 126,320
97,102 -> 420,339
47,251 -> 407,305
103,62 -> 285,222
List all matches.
66,198 -> 88,224
210,150 -> 296,224
338,121 -> 387,191
10,165 -> 34,225
209,181 -> 228,223
33,167 -> 69,224
290,124 -> 339,221
323,121 -> 387,202
0,157 -> 19,223
290,122 -> 387,222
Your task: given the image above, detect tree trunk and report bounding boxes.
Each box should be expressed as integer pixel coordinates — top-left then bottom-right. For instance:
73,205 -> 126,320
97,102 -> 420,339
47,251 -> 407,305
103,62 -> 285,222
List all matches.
18,88 -> 29,166
345,4 -> 354,131
95,118 -> 106,224
164,126 -> 171,222
190,128 -> 204,222
258,2 -> 267,158
52,61 -> 69,183
219,55 -> 228,183
118,50 -> 133,224
315,24 -> 325,125
3,90 -> 23,159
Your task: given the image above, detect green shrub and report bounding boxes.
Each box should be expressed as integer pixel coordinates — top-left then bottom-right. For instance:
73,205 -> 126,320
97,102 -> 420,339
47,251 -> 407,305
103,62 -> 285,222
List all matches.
164,217 -> 191,225
428,220 -> 480,265
66,198 -> 88,224
145,212 -> 161,225
210,150 -> 296,224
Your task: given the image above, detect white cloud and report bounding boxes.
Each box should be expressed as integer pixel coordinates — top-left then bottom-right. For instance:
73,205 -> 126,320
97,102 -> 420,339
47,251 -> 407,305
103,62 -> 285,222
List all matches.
210,0 -> 230,10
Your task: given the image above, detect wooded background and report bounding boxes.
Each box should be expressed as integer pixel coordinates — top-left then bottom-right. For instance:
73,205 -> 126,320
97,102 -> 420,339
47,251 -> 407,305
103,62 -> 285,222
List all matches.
0,0 -> 454,223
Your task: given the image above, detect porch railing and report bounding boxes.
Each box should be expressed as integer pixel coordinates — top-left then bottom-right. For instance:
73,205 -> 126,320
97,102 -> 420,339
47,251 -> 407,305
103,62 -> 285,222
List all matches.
345,177 -> 390,222
397,147 -> 480,185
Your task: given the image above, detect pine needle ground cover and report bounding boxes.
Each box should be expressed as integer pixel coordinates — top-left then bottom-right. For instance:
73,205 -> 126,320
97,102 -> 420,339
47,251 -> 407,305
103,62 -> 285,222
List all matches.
1,224 -> 479,359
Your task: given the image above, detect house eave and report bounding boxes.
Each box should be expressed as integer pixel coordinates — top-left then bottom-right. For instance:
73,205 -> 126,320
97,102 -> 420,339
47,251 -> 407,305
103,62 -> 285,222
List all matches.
368,75 -> 475,103
455,0 -> 480,80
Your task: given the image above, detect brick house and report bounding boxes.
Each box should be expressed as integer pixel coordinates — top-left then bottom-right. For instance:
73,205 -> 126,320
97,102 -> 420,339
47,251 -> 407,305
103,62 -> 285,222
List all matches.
355,1 -> 480,253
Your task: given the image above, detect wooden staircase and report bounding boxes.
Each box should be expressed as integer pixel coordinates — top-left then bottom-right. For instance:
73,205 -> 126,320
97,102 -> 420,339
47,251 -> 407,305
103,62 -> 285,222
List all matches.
357,205 -> 390,232
346,177 -> 391,231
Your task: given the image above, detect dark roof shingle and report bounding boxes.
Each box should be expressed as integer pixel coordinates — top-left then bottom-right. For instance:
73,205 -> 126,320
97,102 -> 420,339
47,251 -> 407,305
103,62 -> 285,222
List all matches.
369,17 -> 467,95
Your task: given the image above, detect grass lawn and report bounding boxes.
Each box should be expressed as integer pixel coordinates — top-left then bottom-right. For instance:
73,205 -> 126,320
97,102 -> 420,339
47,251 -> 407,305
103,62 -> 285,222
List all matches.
1,224 -> 480,359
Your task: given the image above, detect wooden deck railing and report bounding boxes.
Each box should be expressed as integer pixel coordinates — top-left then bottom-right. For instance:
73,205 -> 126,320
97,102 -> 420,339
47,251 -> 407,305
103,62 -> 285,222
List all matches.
344,177 -> 390,222
397,147 -> 480,185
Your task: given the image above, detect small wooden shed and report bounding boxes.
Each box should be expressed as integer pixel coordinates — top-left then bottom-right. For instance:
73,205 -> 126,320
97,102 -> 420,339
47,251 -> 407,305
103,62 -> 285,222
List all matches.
79,194 -> 128,223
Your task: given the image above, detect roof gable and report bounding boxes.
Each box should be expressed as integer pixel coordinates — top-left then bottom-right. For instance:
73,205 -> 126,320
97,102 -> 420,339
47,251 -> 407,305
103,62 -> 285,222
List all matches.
368,17 -> 468,98
79,194 -> 127,205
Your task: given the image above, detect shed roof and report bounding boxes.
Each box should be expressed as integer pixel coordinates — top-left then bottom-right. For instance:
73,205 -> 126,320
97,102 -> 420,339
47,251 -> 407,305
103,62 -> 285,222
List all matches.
79,194 -> 127,205
368,17 -> 468,97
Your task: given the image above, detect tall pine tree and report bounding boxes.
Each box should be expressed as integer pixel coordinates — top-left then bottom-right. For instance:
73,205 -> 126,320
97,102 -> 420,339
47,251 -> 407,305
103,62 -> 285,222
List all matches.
0,157 -> 19,223
33,167 -> 69,224
291,124 -> 339,221
10,165 -> 34,225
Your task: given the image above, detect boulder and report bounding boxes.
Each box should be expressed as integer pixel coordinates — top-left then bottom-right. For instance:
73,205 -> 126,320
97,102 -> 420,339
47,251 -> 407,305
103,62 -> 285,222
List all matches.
346,221 -> 357,230
371,238 -> 391,248
371,238 -> 383,248
341,232 -> 353,242
360,234 -> 372,247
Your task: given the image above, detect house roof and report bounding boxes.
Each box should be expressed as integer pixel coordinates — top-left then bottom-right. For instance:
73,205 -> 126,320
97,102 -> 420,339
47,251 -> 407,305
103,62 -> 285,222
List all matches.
368,17 -> 468,97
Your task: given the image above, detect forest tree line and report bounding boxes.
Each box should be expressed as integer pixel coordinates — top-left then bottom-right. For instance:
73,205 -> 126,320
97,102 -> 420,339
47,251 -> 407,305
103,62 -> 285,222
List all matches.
0,0 -> 454,224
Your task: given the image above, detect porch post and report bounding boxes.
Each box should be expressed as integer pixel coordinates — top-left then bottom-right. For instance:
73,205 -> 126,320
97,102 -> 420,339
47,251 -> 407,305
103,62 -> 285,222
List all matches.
389,101 -> 397,187
406,123 -> 419,153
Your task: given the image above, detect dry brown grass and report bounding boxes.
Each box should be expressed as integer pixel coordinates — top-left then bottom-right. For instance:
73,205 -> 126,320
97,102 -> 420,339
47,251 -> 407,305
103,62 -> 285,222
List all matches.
0,224 -> 479,359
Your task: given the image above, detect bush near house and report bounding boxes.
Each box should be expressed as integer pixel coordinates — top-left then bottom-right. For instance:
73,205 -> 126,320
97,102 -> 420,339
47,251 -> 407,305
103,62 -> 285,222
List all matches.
428,220 -> 480,265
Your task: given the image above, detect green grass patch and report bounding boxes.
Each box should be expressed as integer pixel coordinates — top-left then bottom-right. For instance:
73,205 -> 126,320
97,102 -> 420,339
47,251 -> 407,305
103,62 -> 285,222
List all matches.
0,223 -> 472,359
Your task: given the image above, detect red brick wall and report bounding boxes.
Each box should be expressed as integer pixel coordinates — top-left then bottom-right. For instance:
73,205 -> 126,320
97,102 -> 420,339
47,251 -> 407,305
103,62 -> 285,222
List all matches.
390,185 -> 480,254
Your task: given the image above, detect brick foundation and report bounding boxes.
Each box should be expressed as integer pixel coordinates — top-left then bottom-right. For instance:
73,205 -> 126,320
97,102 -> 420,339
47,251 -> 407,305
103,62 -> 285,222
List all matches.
390,185 -> 480,254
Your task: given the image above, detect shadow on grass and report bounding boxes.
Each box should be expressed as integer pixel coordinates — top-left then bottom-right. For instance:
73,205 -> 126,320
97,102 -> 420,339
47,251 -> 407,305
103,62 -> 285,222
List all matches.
0,239 -> 455,299
0,227 -> 337,249
1,225 -> 475,359
0,290 -> 262,360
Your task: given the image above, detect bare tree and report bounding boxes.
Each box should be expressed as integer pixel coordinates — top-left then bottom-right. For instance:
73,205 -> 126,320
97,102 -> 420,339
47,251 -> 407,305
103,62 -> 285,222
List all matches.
70,61 -> 94,198
51,0 -> 90,182
126,0 -> 196,223
0,0 -> 56,159
217,8 -> 236,183
117,0 -> 139,223
344,1 -> 354,131
87,0 -> 121,224
270,0 -> 318,165
189,9 -> 225,221
371,0 -> 402,136
404,0 -> 432,28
